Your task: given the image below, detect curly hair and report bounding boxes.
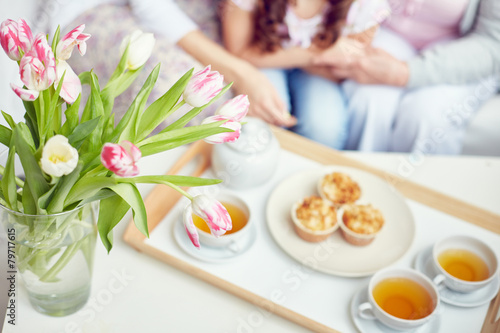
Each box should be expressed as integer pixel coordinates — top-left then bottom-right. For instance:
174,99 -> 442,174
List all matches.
252,0 -> 354,53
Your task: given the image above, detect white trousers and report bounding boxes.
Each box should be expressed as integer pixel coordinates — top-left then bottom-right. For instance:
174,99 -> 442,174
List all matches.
342,28 -> 498,154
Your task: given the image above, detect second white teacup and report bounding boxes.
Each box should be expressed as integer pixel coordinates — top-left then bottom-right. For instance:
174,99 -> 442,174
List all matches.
432,235 -> 499,293
193,192 -> 251,252
358,268 -> 440,331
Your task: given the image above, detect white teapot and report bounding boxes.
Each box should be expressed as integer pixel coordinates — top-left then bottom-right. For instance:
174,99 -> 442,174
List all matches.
212,117 -> 280,189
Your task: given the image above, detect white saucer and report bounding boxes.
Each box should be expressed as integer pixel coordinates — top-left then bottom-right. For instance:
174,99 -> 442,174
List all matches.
350,286 -> 441,333
173,217 -> 257,263
414,246 -> 500,307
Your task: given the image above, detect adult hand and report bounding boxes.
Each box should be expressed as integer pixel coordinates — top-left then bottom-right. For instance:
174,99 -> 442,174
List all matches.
313,37 -> 366,68
232,63 -> 297,127
330,47 -> 409,86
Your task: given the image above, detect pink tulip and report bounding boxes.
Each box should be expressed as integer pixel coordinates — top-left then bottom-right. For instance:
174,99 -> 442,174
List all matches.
12,33 -> 56,101
215,95 -> 249,122
0,18 -> 33,61
56,24 -> 90,61
182,195 -> 232,248
10,83 -> 38,101
101,141 -> 142,177
183,205 -> 201,249
201,115 -> 241,144
183,65 -> 224,107
55,60 -> 81,104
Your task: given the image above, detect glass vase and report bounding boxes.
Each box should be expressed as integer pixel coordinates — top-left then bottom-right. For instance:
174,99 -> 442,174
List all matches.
0,202 -> 98,317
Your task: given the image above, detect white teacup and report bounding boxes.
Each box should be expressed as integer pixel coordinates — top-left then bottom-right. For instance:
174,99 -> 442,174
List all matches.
195,192 -> 251,253
432,235 -> 499,293
358,268 -> 440,331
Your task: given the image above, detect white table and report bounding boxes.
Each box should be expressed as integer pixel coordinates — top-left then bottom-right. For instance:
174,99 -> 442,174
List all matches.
3,147 -> 500,333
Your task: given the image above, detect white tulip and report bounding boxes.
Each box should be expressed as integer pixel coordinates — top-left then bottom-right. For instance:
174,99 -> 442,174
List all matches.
40,135 -> 79,177
119,30 -> 155,70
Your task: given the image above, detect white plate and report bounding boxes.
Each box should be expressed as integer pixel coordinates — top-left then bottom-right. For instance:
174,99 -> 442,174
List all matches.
414,246 -> 500,307
266,166 -> 415,277
173,216 -> 257,263
350,286 -> 442,333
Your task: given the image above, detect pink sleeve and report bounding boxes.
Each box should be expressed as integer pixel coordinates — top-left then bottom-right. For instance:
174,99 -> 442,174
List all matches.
343,0 -> 391,35
230,0 -> 257,11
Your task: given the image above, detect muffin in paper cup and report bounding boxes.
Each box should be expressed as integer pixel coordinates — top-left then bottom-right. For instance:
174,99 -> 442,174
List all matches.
338,204 -> 384,246
291,195 -> 339,242
317,172 -> 361,208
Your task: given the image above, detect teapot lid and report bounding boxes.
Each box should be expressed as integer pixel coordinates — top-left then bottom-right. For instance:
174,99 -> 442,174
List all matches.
227,117 -> 274,154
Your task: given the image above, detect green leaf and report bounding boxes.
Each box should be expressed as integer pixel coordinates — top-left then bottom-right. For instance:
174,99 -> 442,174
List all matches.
13,124 -> 50,214
78,71 -> 92,86
108,43 -> 130,82
51,26 -> 61,56
37,181 -> 59,211
118,175 -> 222,187
136,68 -> 194,141
0,125 -> 12,147
81,72 -> 105,153
60,95 -> 81,137
138,120 -> 226,147
46,162 -> 84,213
2,146 -> 18,210
139,126 -> 233,157
164,82 -> 233,131
23,100 -> 39,147
67,116 -> 101,148
109,182 -> 148,237
40,89 -> 51,141
1,111 -> 16,129
21,180 -> 38,215
117,64 -> 161,143
64,176 -> 117,207
77,188 -> 116,207
97,194 -> 130,253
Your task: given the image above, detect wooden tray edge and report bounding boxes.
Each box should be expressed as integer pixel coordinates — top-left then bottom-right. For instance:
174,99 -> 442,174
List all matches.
123,127 -> 500,332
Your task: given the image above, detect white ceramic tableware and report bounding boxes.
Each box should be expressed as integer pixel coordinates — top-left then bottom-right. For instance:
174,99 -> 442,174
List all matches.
266,166 -> 415,277
212,117 -> 280,189
432,235 -> 499,293
358,268 -> 440,331
195,192 -> 252,253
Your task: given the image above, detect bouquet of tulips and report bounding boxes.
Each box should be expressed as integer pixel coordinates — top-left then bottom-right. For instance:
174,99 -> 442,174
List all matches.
0,18 -> 250,254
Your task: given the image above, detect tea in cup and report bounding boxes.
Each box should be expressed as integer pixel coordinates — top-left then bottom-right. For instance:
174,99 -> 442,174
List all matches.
432,235 -> 499,293
358,268 -> 440,330
192,192 -> 251,252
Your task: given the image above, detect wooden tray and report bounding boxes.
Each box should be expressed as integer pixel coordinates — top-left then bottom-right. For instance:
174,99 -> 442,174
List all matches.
123,127 -> 500,333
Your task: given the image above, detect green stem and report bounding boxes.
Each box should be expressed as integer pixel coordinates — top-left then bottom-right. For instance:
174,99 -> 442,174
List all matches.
38,93 -> 45,146
39,239 -> 81,282
164,181 -> 193,200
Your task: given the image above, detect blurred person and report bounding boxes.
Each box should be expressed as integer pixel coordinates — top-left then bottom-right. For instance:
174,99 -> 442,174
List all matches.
35,0 -> 296,127
221,0 -> 390,149
314,0 -> 500,154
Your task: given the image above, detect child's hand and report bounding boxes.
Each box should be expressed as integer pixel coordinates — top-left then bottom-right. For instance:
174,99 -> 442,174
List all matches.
313,37 -> 366,67
233,63 -> 297,127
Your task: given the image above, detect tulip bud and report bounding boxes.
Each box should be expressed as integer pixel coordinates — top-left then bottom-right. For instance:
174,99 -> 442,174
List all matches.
0,18 -> 33,61
40,135 -> 79,177
17,33 -> 56,96
101,140 -> 142,177
201,115 -> 241,144
215,95 -> 249,122
183,65 -> 224,107
56,24 -> 90,61
183,205 -> 201,249
119,30 -> 155,70
190,195 -> 232,238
